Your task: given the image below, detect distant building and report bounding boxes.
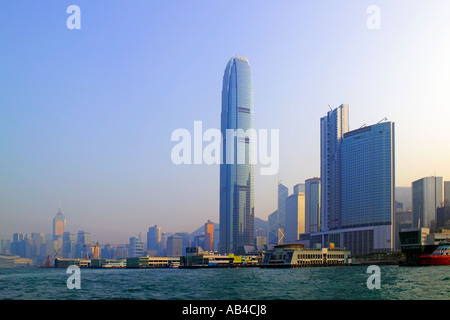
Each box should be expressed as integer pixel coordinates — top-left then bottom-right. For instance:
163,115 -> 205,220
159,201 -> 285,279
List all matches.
293,183 -> 305,195
204,220 -> 214,252
167,235 -> 182,257
53,207 -> 66,241
436,206 -> 450,231
128,236 -> 145,257
62,232 -> 76,258
444,181 -> 450,206
412,176 -> 444,230
75,231 -> 91,259
147,225 -> 162,256
305,178 -> 321,233
268,183 -> 289,245
285,192 -> 305,243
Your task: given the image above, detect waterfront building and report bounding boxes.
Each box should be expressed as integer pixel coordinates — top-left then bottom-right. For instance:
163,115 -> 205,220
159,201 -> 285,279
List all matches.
147,225 -> 162,256
53,206 -> 66,241
412,176 -> 444,230
285,192 -> 305,243
219,56 -> 255,255
261,243 -> 350,268
128,236 -> 145,257
305,178 -> 321,233
62,232 -> 76,258
320,104 -> 349,232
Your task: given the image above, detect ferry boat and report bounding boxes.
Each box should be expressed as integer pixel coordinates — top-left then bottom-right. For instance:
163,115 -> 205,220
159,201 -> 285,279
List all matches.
419,241 -> 450,266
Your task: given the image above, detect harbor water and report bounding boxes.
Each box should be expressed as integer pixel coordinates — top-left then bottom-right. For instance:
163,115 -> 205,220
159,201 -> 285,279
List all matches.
0,265 -> 449,300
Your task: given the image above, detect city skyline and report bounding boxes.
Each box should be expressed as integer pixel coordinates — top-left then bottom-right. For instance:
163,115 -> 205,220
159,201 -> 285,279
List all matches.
2,1 -> 450,244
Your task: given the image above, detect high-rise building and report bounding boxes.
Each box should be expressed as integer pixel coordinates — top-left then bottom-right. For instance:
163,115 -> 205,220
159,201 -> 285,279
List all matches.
340,121 -> 395,252
293,183 -> 305,195
204,220 -> 214,252
285,192 -> 306,243
340,122 -> 395,228
128,236 -> 145,258
53,206 -> 66,241
412,176 -> 444,230
305,178 -> 321,233
444,181 -> 450,206
268,183 -> 289,245
167,235 -> 182,257
147,225 -> 161,256
320,104 -> 349,231
219,55 -> 255,254
62,232 -> 76,258
76,231 -> 91,258
31,233 -> 45,257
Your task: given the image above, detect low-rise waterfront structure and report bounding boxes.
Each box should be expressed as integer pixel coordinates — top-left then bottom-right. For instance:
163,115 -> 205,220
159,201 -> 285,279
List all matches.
261,243 -> 351,268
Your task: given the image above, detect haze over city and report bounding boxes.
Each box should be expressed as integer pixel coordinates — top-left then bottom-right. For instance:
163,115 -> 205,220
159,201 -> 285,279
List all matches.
1,1 -> 450,244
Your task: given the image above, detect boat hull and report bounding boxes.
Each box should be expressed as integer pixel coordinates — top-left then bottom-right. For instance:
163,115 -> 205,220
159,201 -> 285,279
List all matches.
419,255 -> 450,266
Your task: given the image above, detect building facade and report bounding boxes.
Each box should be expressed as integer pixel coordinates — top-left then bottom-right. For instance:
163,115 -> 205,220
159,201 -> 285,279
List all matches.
285,192 -> 306,243
412,176 -> 444,230
305,178 -> 321,233
320,104 -> 349,232
147,225 -> 162,256
219,56 -> 255,254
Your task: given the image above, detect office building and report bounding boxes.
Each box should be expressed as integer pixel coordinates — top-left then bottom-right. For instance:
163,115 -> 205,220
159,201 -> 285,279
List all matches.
62,232 -> 76,258
128,236 -> 145,258
305,178 -> 321,233
219,55 -> 255,254
268,183 -> 288,245
293,183 -> 305,195
204,220 -> 214,252
167,235 -> 182,257
76,231 -> 91,259
53,207 -> 66,241
444,181 -> 450,206
147,225 -> 162,256
412,176 -> 444,230
320,104 -> 349,231
285,192 -> 306,243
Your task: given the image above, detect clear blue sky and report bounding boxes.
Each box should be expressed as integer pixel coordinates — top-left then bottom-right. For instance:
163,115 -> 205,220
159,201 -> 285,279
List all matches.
1,1 -> 450,243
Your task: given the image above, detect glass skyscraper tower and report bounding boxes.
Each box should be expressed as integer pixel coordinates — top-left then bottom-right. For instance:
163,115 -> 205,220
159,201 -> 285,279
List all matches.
320,104 -> 349,231
219,56 -> 255,254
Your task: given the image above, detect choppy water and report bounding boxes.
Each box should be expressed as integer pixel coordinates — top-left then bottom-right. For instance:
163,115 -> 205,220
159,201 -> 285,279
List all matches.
0,265 -> 449,300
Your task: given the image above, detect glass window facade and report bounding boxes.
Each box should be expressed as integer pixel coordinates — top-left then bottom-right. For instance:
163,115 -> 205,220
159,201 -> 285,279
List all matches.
219,56 -> 255,254
340,122 -> 395,228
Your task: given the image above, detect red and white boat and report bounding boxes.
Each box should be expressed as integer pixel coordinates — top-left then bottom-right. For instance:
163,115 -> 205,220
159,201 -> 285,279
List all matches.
420,241 -> 450,266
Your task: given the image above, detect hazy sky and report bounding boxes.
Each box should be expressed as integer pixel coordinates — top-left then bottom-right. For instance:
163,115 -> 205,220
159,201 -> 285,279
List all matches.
1,1 -> 450,244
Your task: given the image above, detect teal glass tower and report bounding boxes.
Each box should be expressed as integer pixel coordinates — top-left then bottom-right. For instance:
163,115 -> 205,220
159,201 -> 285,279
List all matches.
219,56 -> 255,254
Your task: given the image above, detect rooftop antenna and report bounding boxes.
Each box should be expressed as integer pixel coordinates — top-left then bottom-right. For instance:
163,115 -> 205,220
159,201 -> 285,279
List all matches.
377,117 -> 388,124
328,105 -> 333,111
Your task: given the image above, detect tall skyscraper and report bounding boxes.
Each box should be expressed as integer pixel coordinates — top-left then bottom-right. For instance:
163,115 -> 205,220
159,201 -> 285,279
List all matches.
268,183 -> 288,245
285,192 -> 306,243
147,225 -> 161,256
305,178 -> 321,233
167,235 -> 182,257
444,181 -> 450,206
204,220 -> 214,252
320,104 -> 349,231
53,206 -> 66,241
219,56 -> 255,254
340,121 -> 395,252
412,176 -> 444,229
